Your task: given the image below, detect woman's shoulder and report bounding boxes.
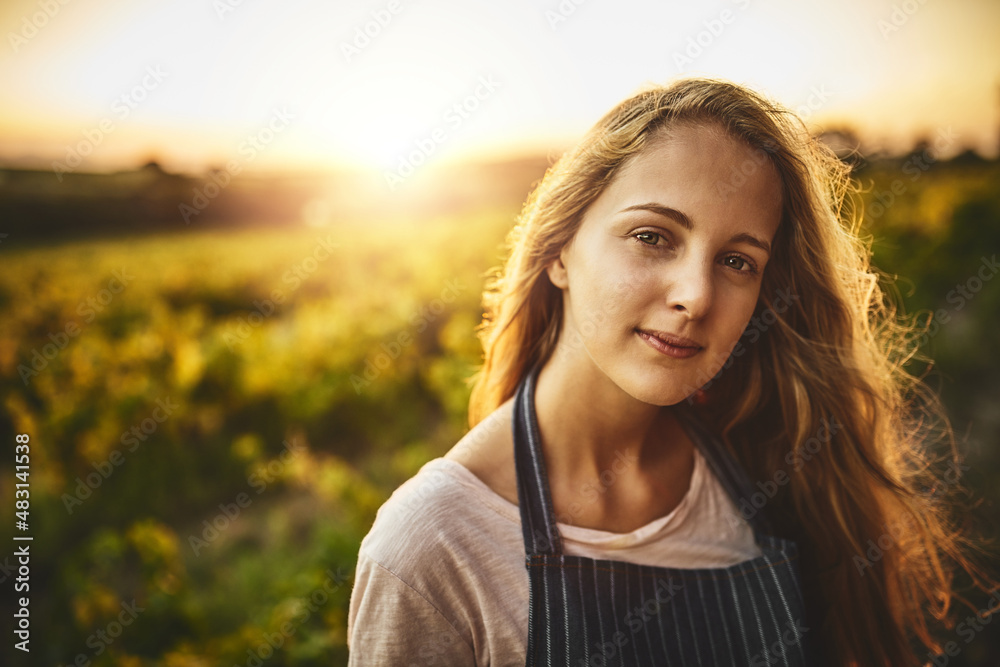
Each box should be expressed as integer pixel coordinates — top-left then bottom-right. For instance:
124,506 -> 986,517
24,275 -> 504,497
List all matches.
441,396 -> 519,506
360,403 -> 522,576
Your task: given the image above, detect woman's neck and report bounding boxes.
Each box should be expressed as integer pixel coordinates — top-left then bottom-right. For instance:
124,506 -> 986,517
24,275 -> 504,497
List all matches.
531,353 -> 697,531
533,352 -> 690,481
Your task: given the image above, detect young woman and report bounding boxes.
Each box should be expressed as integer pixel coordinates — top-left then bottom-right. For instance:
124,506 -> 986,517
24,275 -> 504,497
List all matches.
347,78 -> 995,666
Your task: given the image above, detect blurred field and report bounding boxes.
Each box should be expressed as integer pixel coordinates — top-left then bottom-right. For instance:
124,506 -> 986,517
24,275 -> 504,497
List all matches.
0,155 -> 998,665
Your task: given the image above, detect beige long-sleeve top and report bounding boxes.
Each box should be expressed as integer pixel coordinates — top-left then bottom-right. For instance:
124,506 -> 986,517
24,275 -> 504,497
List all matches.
346,446 -> 761,666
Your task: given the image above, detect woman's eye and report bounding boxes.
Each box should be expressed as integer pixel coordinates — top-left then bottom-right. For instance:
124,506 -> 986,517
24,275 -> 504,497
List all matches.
634,231 -> 662,246
723,255 -> 755,273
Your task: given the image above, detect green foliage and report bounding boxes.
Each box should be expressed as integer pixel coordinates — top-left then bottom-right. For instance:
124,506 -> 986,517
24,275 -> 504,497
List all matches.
860,161 -> 1000,430
0,210 -> 513,666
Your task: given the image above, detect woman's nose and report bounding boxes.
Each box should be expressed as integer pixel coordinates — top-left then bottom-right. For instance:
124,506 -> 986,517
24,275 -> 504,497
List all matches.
666,258 -> 714,319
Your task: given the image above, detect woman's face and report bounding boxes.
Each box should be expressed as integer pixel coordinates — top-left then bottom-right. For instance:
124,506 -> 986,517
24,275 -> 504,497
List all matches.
546,121 -> 783,406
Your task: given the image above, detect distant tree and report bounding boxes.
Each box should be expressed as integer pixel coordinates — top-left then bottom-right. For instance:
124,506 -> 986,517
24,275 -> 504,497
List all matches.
816,127 -> 866,167
949,148 -> 988,165
140,158 -> 167,174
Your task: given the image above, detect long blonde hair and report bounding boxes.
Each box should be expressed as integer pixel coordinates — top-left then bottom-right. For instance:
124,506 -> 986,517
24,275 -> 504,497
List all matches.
466,77 -> 996,666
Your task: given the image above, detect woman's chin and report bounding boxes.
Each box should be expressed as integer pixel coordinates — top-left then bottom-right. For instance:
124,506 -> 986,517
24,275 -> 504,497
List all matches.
619,378 -> 698,408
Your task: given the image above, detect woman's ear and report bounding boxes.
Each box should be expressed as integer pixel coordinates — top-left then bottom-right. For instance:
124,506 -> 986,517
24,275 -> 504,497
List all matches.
545,252 -> 569,290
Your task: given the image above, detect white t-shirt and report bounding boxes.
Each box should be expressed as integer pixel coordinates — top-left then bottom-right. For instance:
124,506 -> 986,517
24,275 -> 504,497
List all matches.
346,447 -> 761,666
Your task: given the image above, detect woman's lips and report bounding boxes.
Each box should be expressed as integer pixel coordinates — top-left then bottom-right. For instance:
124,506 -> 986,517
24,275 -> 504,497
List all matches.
635,328 -> 703,359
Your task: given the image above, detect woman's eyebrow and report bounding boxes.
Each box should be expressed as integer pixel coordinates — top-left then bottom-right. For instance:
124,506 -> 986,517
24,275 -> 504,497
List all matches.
620,203 -> 692,229
730,232 -> 771,255
619,202 -> 771,255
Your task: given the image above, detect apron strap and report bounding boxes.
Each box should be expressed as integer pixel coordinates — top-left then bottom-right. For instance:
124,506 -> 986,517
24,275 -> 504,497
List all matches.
513,360 -> 563,555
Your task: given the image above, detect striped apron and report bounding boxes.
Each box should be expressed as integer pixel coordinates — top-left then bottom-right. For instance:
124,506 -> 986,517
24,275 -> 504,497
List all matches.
512,362 -> 818,666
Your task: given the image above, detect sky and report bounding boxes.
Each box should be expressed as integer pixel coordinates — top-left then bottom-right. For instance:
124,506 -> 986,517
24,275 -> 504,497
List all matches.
0,0 -> 997,175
